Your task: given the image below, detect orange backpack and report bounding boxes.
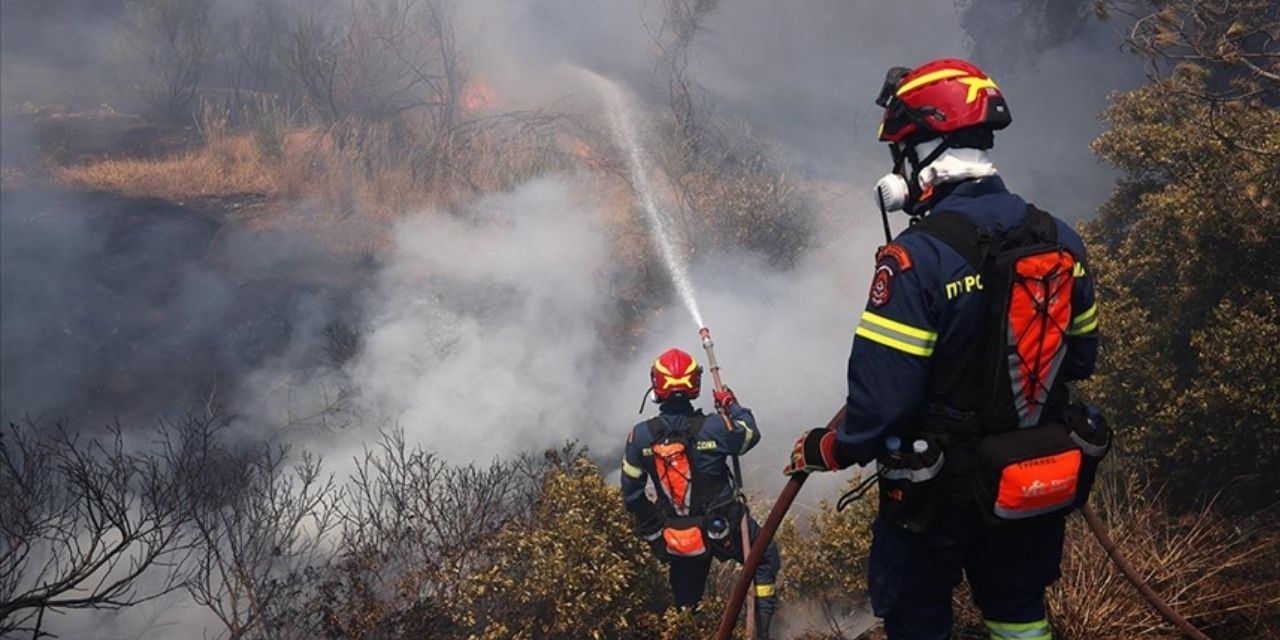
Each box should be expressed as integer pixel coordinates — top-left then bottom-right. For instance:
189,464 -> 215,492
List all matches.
913,205 -> 1095,523
647,416 -> 713,556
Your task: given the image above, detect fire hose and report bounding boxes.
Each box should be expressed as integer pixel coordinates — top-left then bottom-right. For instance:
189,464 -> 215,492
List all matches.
714,407 -> 1213,640
712,407 -> 843,640
699,327 -> 756,640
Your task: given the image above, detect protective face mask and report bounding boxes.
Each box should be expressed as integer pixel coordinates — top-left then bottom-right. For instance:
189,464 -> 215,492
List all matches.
874,172 -> 911,213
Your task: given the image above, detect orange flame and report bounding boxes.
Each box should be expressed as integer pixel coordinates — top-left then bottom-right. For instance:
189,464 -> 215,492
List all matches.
461,79 -> 496,113
569,138 -> 608,170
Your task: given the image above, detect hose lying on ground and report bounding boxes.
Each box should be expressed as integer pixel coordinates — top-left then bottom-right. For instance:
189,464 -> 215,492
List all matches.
715,408 -> 1214,640
1080,504 -> 1211,640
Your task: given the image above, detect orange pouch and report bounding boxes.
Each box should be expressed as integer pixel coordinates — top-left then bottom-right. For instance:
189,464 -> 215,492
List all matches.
662,519 -> 707,557
975,424 -> 1082,524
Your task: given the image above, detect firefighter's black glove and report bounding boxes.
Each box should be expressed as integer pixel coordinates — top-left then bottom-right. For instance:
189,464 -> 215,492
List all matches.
783,428 -> 841,476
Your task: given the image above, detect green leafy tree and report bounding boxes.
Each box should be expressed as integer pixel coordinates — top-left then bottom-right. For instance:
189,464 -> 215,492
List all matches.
450,456 -> 684,639
1082,0 -> 1280,510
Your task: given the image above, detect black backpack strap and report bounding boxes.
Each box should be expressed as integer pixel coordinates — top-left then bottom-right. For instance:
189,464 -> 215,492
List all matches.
1020,204 -> 1059,244
909,211 -> 992,269
645,416 -> 666,441
647,412 -> 707,442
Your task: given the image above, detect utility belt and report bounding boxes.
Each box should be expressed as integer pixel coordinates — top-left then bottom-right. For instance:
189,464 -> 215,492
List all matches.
878,402 -> 1112,531
659,498 -> 742,558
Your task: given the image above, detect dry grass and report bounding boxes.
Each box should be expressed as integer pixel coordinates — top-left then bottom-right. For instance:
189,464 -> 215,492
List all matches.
1046,471 -> 1280,638
54,100 -> 567,219
56,132 -> 284,201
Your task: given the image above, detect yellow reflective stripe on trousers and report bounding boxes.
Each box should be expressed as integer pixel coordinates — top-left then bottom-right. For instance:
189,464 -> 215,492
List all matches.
1067,302 -> 1098,336
985,618 -> 1051,640
754,583 -> 776,598
621,458 -> 644,479
856,310 -> 937,357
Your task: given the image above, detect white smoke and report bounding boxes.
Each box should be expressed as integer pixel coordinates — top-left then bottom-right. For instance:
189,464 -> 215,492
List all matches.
343,179 -> 617,460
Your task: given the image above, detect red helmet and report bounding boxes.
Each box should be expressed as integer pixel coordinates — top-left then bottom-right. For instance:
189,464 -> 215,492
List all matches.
876,58 -> 1011,147
650,348 -> 702,402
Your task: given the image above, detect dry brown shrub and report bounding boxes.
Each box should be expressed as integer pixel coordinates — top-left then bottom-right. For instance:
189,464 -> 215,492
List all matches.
1047,471 -> 1279,639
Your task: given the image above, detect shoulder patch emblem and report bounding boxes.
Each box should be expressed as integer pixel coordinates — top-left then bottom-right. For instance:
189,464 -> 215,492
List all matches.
869,264 -> 894,308
875,242 -> 913,271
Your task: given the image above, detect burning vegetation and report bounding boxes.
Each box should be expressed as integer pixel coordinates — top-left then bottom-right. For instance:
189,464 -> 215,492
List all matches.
2,0 -> 1278,638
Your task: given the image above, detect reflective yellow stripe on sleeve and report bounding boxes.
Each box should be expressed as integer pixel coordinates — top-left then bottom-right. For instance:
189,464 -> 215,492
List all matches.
754,583 -> 776,598
736,420 -> 756,454
622,458 -> 644,479
855,310 -> 938,357
1067,303 -> 1098,336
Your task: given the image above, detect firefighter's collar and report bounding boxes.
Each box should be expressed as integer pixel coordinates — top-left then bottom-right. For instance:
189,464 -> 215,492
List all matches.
658,399 -> 698,416
947,175 -> 1008,198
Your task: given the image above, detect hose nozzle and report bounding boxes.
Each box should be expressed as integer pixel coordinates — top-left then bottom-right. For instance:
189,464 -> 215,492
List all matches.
699,327 -> 713,349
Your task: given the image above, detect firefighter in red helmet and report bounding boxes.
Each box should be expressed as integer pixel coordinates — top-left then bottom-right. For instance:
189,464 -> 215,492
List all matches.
621,347 -> 780,639
785,58 -> 1106,640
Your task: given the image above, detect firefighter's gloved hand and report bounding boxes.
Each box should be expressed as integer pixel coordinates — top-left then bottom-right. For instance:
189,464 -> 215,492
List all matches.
713,387 -> 738,410
783,428 -> 841,476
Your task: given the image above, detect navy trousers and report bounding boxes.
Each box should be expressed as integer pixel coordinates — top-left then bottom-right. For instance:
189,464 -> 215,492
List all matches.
668,513 -> 781,615
868,506 -> 1067,639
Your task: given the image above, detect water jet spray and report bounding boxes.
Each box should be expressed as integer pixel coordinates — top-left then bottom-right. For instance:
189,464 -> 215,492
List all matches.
591,72 -> 705,330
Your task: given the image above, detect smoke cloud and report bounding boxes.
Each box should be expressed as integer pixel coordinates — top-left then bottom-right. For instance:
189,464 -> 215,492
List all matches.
2,3 -> 1152,635
0,0 -> 1153,511
1,0 -> 1150,525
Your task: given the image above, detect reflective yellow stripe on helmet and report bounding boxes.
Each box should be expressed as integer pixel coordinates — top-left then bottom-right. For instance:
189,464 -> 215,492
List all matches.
897,68 -> 970,95
856,310 -> 937,357
959,76 -> 998,103
661,374 -> 694,389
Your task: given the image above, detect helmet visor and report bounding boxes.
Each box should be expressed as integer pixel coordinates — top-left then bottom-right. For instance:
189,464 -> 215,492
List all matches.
875,66 -> 912,108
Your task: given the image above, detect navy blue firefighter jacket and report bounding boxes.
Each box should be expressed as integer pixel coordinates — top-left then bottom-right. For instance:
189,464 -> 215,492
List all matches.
834,176 -> 1099,467
620,398 -> 759,528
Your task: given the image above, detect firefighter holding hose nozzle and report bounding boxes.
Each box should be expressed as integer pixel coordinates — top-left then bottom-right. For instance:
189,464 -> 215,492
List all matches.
784,58 -> 1109,640
621,347 -> 780,639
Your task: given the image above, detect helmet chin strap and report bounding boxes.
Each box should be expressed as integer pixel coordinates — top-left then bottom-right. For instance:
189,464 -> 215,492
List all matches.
898,136 -> 955,216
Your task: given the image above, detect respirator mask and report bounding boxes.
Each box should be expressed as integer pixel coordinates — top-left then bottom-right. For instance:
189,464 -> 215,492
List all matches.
873,142 -> 917,214
873,172 -> 911,214
873,139 -> 950,216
